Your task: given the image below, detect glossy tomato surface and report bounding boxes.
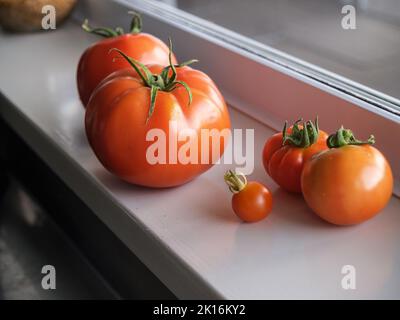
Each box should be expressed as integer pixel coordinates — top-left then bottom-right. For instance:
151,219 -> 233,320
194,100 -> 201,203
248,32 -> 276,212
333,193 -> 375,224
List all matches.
262,128 -> 328,193
77,33 -> 176,106
85,65 -> 231,188
301,145 -> 393,225
232,181 -> 273,222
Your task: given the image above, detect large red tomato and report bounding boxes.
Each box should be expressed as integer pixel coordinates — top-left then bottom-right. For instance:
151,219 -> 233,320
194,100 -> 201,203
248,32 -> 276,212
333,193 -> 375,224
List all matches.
77,13 -> 176,106
301,127 -> 393,225
85,49 -> 231,188
262,119 -> 328,193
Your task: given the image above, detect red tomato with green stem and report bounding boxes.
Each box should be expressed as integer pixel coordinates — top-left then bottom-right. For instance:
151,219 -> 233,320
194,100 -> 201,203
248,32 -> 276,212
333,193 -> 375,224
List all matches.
262,118 -> 328,193
224,170 -> 273,222
77,12 -> 177,106
85,42 -> 231,188
301,127 -> 393,226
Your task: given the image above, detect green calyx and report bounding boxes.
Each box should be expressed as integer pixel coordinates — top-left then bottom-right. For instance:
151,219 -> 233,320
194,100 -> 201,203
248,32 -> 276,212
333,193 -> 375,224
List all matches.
224,170 -> 247,194
82,11 -> 142,38
327,126 -> 375,148
110,38 -> 198,123
282,117 -> 320,148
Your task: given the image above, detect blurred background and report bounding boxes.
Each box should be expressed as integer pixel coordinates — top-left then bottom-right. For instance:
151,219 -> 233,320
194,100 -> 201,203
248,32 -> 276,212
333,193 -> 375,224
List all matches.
157,0 -> 400,103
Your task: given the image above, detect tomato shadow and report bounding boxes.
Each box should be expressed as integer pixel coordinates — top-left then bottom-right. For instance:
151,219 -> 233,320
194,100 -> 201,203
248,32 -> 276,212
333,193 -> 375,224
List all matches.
91,167 -> 338,229
191,182 -> 240,224
270,188 -> 337,230
93,167 -> 239,223
74,125 -> 90,150
92,167 -> 181,194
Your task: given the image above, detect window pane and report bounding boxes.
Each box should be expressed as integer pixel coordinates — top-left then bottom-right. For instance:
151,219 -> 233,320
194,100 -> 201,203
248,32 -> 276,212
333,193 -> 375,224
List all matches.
156,0 -> 400,107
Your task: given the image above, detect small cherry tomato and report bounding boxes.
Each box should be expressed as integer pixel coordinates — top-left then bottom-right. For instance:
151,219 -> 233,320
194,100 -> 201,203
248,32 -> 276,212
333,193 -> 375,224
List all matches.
263,118 -> 328,193
77,12 -> 177,106
224,170 -> 273,222
301,127 -> 393,226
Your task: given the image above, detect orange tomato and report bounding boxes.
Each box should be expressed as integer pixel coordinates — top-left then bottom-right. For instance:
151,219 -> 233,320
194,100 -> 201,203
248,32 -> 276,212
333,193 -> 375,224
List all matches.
301,127 -> 393,225
224,170 -> 273,222
263,119 -> 328,193
85,48 -> 230,188
77,13 -> 176,106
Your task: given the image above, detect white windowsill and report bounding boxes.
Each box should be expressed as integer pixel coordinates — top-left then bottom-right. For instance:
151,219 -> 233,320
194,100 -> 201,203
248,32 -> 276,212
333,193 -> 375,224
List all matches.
1,20 -> 399,299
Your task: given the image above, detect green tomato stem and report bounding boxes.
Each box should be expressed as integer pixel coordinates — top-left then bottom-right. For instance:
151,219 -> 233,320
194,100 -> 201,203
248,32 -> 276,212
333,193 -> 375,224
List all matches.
82,11 -> 143,38
327,126 -> 375,148
82,19 -> 122,38
224,170 -> 247,194
282,117 -> 320,148
109,38 -> 197,123
128,11 -> 142,34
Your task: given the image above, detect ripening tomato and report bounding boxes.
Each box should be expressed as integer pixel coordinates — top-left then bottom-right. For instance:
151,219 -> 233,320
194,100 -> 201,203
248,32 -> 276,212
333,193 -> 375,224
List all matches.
77,12 -> 177,106
301,127 -> 393,226
224,170 -> 272,222
262,119 -> 328,193
85,47 -> 231,188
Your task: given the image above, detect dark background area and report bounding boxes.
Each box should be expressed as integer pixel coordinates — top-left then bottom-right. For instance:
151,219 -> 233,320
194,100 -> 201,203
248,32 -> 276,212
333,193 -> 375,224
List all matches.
0,116 -> 174,299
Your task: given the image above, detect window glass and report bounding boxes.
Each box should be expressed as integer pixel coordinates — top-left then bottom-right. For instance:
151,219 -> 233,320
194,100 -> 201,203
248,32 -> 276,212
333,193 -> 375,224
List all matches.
156,0 -> 400,107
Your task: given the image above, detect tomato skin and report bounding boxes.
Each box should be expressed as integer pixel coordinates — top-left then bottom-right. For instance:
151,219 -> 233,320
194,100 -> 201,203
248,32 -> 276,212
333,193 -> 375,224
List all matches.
262,129 -> 328,193
77,33 -> 176,106
301,145 -> 393,225
232,182 -> 273,222
85,65 -> 230,188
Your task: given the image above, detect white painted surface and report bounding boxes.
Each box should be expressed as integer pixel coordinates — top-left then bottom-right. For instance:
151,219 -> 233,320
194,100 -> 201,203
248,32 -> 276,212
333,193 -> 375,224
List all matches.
1,22 -> 400,299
